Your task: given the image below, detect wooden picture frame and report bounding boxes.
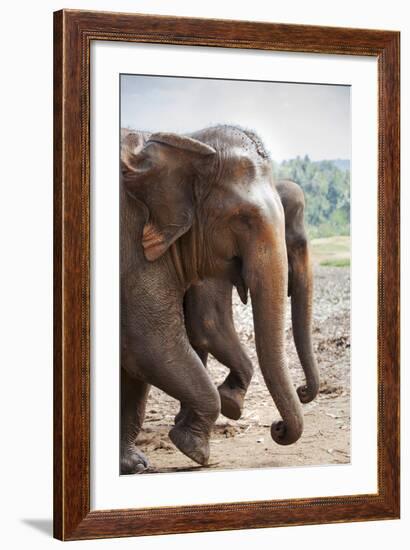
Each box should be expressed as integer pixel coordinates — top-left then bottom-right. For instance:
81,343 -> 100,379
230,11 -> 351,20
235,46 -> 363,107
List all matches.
53,9 -> 400,541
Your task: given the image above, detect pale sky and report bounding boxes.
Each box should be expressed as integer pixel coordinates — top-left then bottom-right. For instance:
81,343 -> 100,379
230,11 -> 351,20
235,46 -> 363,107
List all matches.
121,74 -> 350,162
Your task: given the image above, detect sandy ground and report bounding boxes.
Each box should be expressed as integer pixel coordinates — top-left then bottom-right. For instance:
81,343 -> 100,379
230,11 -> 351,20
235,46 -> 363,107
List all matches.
137,265 -> 351,473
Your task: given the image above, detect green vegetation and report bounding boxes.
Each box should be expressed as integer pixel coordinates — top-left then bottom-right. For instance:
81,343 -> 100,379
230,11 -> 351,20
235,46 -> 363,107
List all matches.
310,236 -> 350,267
272,156 -> 350,239
320,258 -> 350,268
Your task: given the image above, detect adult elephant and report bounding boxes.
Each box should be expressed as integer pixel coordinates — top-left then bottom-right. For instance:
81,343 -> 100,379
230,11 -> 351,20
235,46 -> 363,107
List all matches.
183,179 -> 319,422
120,125 -> 304,474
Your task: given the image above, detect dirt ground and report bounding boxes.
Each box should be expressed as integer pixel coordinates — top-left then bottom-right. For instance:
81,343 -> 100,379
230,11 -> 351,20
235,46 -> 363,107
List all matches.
137,264 -> 351,474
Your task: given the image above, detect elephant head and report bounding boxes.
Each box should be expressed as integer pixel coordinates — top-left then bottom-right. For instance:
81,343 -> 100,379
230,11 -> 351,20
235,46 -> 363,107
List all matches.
121,126 -> 304,445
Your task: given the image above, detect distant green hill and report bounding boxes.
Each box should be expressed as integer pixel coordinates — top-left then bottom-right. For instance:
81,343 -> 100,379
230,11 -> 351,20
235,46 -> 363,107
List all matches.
273,155 -> 350,239
329,159 -> 350,172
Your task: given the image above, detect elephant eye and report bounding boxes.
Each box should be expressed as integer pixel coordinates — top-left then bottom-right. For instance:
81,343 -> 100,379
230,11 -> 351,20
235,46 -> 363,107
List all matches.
136,156 -> 153,171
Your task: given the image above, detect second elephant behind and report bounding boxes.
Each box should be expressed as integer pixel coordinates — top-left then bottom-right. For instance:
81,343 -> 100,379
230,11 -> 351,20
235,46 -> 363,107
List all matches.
183,179 -> 319,421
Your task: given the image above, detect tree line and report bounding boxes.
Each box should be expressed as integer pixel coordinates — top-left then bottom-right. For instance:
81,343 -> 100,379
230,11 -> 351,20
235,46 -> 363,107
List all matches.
273,155 -> 350,238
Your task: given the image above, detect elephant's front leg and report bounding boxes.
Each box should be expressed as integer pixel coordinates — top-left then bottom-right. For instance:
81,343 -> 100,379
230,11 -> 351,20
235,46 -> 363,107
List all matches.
184,280 -> 254,420
120,368 -> 151,474
173,348 -> 208,426
146,344 -> 221,466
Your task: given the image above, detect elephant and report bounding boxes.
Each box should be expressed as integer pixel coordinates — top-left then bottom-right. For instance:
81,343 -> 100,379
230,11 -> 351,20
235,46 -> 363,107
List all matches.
120,124 -> 306,474
182,179 -> 319,422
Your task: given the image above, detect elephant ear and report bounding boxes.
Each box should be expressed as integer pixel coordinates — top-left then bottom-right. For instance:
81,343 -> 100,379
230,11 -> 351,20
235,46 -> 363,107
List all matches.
142,217 -> 194,262
139,133 -> 216,262
120,130 -> 148,176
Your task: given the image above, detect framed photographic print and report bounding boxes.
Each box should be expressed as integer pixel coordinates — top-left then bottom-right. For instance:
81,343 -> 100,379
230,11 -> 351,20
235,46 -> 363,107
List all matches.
53,9 -> 400,541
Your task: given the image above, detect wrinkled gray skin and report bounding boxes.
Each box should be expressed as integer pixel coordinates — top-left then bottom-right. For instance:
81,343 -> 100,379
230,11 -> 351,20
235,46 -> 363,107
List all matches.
182,179 -> 319,423
120,125 -> 305,474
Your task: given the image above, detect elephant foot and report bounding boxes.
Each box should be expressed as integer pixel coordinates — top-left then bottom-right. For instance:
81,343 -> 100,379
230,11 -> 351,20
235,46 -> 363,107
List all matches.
174,406 -> 187,425
121,446 -> 149,475
169,425 -> 210,465
218,383 -> 245,420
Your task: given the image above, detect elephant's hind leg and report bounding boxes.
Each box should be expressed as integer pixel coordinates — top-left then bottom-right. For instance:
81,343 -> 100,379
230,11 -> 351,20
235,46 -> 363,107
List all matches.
120,368 -> 151,475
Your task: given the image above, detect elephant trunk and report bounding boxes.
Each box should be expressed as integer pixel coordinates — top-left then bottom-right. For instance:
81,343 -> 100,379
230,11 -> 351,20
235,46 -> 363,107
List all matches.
247,225 -> 304,446
289,242 -> 320,403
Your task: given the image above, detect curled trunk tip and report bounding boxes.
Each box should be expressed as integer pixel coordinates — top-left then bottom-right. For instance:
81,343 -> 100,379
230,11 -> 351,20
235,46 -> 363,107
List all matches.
270,416 -> 303,445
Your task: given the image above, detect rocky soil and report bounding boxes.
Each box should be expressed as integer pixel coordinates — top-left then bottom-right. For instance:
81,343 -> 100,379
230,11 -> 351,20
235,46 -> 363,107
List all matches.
137,265 -> 351,473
